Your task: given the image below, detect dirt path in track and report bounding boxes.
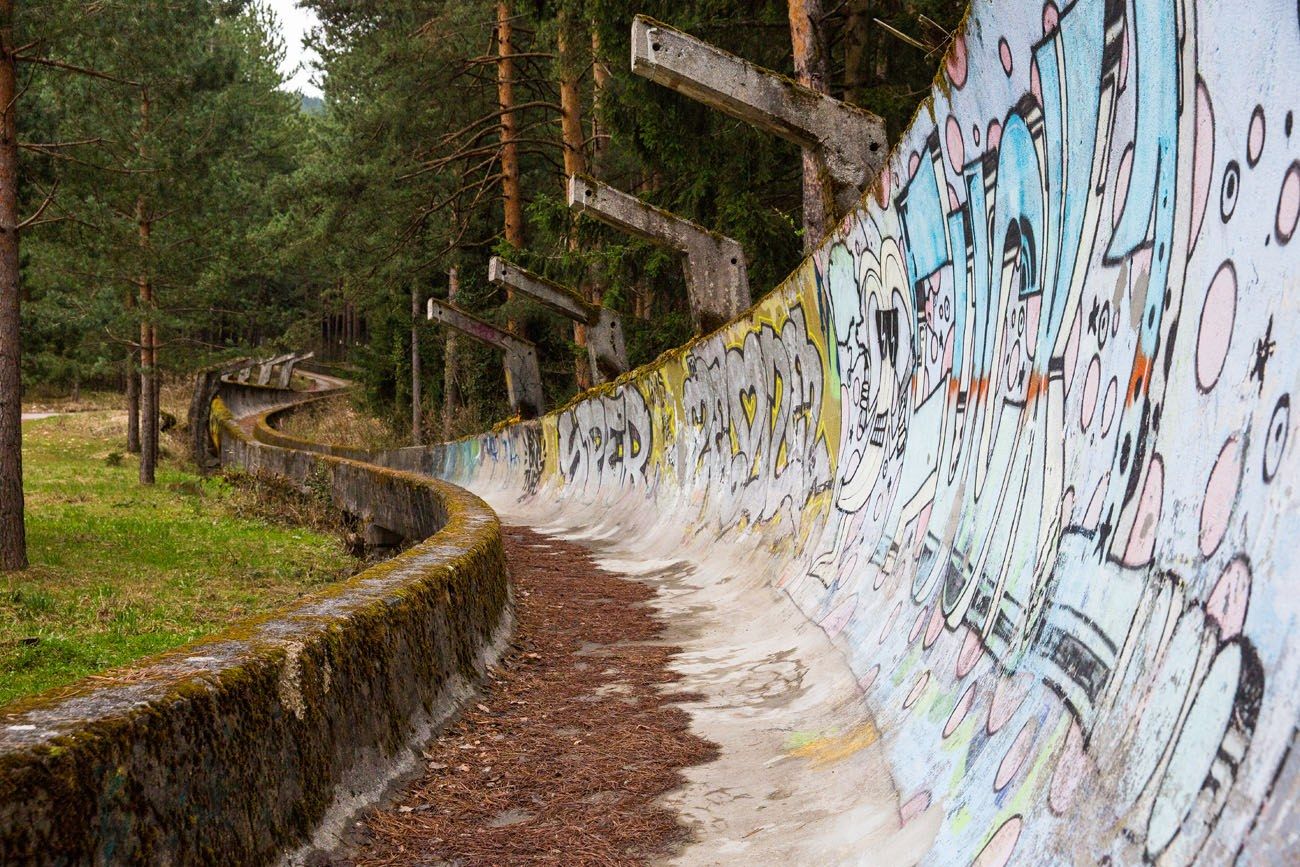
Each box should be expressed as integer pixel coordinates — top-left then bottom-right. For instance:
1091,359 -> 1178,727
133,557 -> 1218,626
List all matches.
329,525 -> 718,866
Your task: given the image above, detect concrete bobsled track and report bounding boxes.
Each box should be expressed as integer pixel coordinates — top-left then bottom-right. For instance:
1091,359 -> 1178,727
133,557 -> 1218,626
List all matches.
360,0 -> 1300,862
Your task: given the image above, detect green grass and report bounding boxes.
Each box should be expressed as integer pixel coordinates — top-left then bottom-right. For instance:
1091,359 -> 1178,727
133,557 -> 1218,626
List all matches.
1,411 -> 359,706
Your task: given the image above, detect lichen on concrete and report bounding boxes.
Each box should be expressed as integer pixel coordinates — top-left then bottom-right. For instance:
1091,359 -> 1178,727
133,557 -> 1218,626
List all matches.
0,383 -> 513,865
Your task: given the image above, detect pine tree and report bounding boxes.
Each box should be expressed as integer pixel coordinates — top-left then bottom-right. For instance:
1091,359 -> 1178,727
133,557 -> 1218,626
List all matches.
0,0 -> 25,569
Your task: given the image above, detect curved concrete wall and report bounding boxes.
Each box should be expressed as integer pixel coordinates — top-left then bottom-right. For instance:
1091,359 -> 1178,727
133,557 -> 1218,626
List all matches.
215,380 -> 323,420
391,0 -> 1300,862
0,396 -> 511,864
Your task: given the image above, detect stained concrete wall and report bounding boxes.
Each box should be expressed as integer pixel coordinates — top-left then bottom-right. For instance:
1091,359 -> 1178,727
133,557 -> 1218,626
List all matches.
0,396 -> 511,864
372,0 -> 1300,862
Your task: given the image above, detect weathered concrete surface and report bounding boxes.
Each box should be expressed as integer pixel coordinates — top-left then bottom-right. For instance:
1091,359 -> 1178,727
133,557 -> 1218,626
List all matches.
489,256 -> 629,382
426,298 -> 545,419
215,378 -> 323,420
501,504 -> 941,865
277,352 -> 313,389
0,394 -> 512,866
631,15 -> 887,218
488,256 -> 597,324
189,357 -> 260,469
568,174 -> 750,333
256,352 -> 297,387
369,0 -> 1300,862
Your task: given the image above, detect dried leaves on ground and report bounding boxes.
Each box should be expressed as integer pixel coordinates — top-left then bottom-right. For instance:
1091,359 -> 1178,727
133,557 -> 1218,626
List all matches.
334,526 -> 718,866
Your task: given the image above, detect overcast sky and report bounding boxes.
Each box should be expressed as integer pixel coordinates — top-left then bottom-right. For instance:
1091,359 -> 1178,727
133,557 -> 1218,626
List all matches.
267,0 -> 322,98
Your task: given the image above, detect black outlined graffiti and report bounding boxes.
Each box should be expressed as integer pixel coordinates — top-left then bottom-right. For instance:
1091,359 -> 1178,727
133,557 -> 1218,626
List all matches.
680,303 -> 832,536
426,0 -> 1300,862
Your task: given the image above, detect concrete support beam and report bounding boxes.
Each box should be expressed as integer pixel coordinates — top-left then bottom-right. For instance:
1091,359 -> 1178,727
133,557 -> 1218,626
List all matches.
584,308 -> 629,383
488,257 -> 628,383
426,299 -> 526,355
489,256 -> 595,322
567,174 -> 748,333
426,299 -> 545,419
630,15 -> 887,216
277,351 -> 314,389
189,356 -> 254,472
256,353 -> 295,387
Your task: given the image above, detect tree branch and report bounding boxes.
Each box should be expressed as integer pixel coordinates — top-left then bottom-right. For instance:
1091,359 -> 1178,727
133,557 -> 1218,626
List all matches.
19,137 -> 103,151
15,54 -> 142,87
18,182 -> 59,230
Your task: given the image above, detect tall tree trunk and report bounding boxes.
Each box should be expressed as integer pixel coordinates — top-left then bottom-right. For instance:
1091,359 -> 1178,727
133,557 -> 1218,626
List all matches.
136,91 -> 157,485
442,265 -> 463,439
589,28 -> 610,169
0,0 -> 26,570
125,291 -> 139,453
138,293 -> 156,485
557,14 -> 586,181
846,0 -> 900,101
125,348 -> 139,450
497,1 -> 523,250
843,0 -> 872,106
788,0 -> 832,252
149,341 -> 159,454
410,283 -> 422,445
558,10 -> 592,389
588,26 -> 618,336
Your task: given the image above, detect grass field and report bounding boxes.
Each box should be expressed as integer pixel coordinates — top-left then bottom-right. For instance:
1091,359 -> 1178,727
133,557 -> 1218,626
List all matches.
1,410 -> 359,706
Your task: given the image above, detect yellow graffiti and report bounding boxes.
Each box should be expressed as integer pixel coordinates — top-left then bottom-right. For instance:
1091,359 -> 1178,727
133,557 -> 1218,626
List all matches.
786,721 -> 880,768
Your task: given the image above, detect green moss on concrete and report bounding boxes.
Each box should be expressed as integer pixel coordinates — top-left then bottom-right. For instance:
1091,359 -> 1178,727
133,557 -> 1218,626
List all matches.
0,393 -> 511,865
5,412 -> 357,706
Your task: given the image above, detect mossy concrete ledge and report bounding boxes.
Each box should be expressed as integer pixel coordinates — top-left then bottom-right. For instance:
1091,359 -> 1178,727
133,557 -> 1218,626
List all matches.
251,398 -> 438,477
216,379 -> 328,420
0,397 -> 513,865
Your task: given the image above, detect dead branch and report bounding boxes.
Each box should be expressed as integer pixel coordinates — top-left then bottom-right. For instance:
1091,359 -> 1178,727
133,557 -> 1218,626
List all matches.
18,181 -> 59,230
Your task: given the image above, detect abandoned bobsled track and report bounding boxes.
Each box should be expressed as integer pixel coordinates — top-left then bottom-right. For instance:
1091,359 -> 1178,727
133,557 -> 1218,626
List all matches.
363,0 -> 1300,860
3,0 -> 1300,863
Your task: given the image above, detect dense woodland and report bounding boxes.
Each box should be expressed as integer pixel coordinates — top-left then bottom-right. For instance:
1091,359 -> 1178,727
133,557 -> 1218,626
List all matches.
1,0 -> 963,568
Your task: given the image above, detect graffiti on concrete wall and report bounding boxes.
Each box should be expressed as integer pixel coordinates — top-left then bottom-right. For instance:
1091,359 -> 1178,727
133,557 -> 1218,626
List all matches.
557,383 -> 654,495
678,302 -> 833,536
425,0 -> 1300,862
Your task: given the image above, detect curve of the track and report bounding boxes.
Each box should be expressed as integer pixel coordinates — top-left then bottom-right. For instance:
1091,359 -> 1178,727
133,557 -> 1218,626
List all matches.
361,1 -> 1300,862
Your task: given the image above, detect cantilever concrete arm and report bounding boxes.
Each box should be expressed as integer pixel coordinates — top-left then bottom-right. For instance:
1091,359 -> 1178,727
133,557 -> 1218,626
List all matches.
487,257 -> 629,383
427,298 -> 531,354
630,15 -> 887,215
277,351 -> 314,389
567,174 -> 749,333
488,257 -> 598,325
256,352 -> 296,387
426,298 -> 545,419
